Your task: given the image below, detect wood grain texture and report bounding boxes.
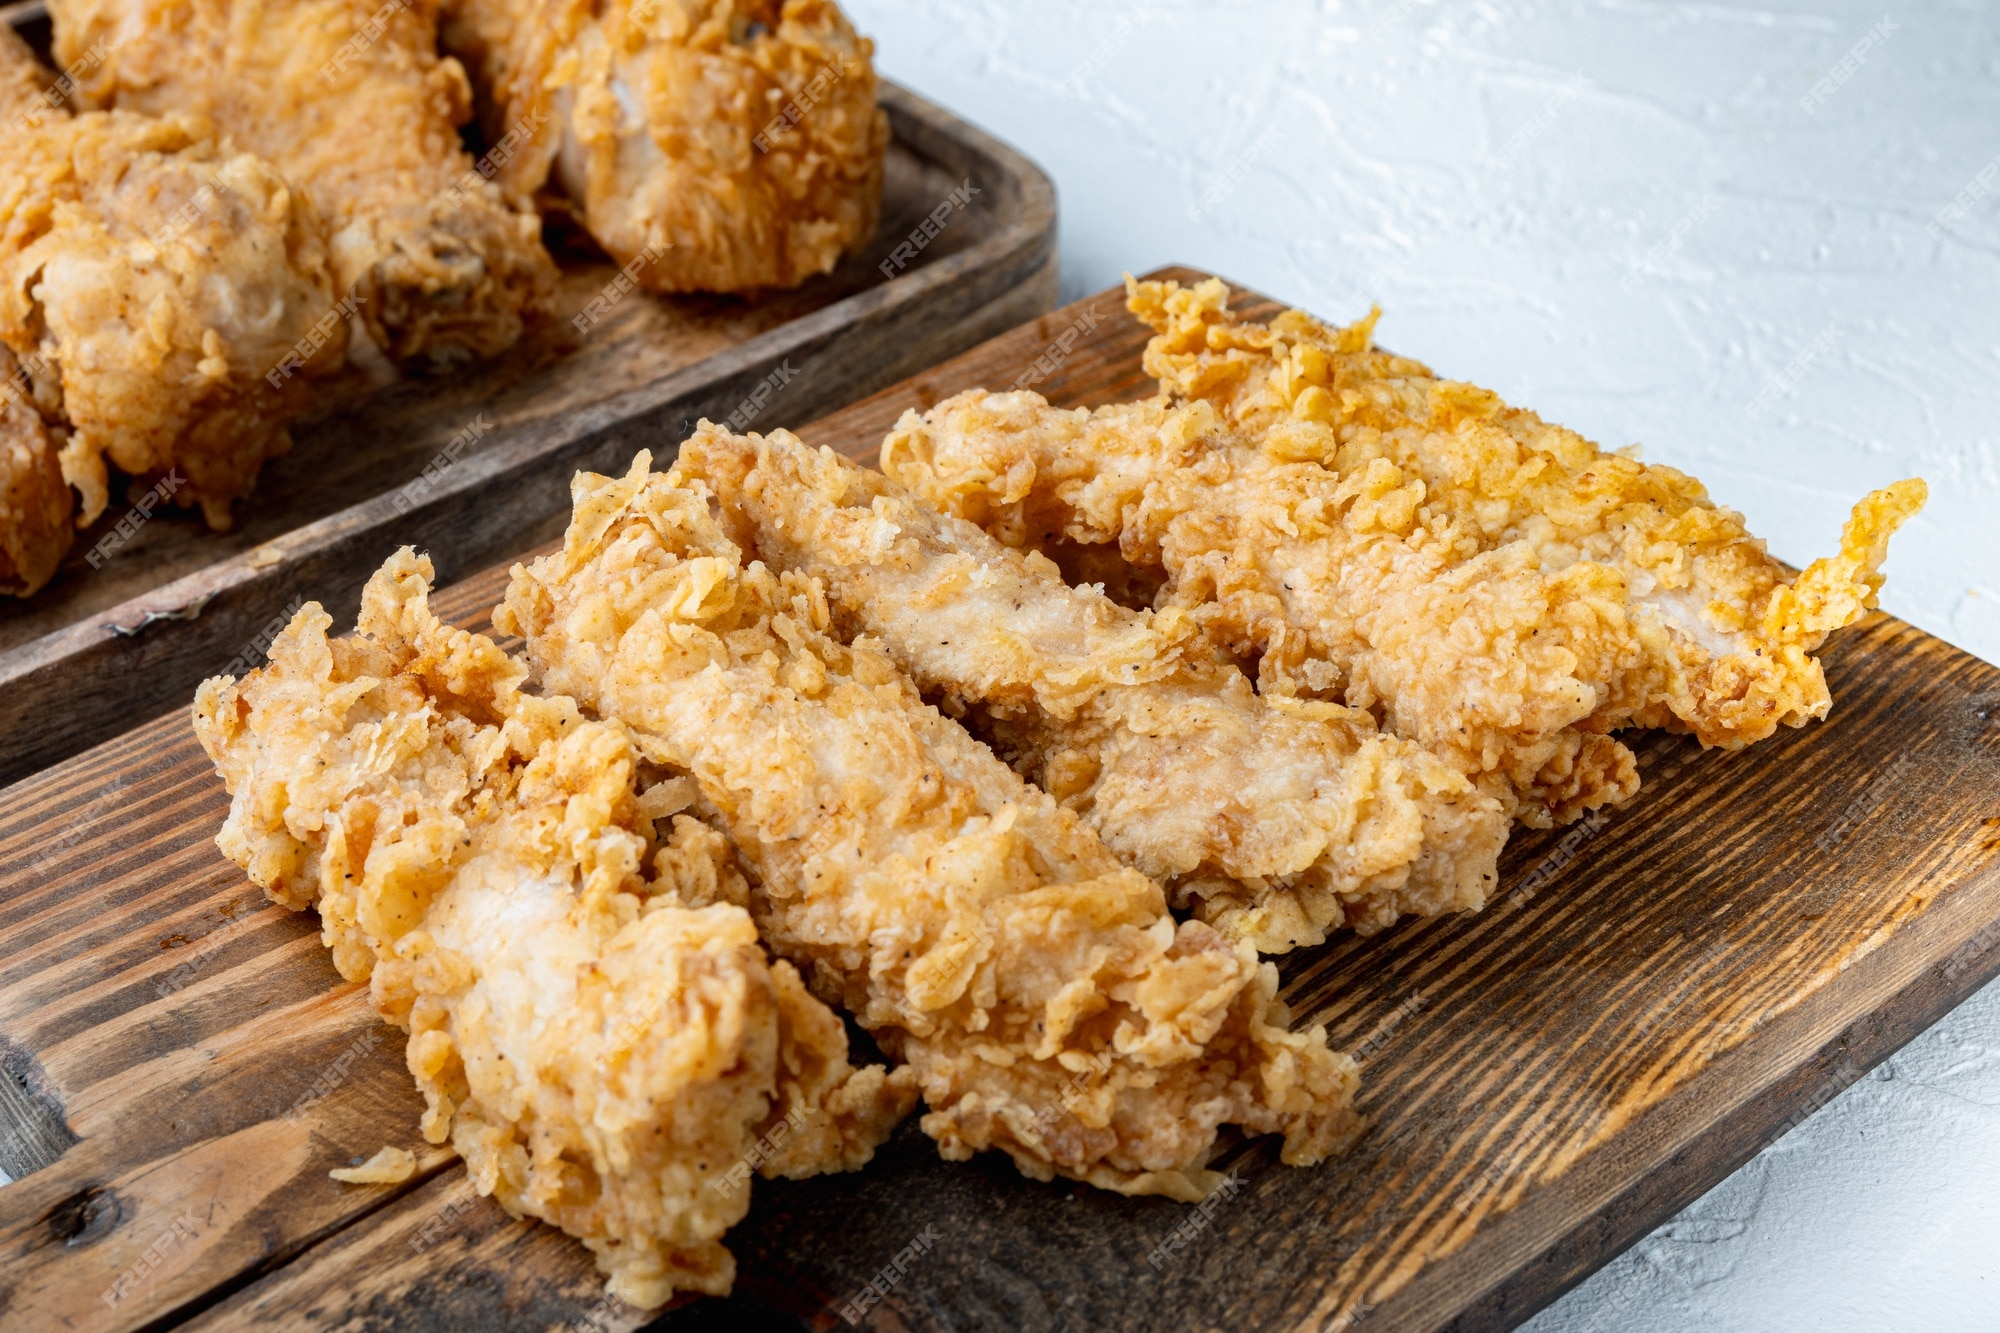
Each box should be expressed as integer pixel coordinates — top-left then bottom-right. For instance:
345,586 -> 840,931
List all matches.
0,17 -> 1060,790
1,273 -> 1996,1333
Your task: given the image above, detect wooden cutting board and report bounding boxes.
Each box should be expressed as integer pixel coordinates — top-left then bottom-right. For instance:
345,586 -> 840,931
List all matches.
3,268 -> 1997,1333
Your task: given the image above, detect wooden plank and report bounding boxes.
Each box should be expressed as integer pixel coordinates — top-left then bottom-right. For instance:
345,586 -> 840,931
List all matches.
1,272 -> 1996,1332
179,1168 -> 644,1333
0,19 -> 1060,789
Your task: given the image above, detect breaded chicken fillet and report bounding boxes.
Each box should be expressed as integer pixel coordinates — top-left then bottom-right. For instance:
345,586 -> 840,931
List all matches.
441,0 -> 887,292
498,455 -> 1364,1199
679,424 -> 1509,952
0,26 -> 343,537
193,548 -> 912,1308
885,278 -> 1926,826
55,0 -> 557,368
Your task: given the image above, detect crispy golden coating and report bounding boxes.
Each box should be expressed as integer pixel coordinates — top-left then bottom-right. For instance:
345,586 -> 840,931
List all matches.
0,345 -> 72,595
192,548 -> 911,1308
498,455 -> 1364,1198
885,278 -> 1926,826
1131,276 -> 1931,752
886,390 -> 1642,825
679,424 -> 1508,952
0,27 -> 342,534
443,0 -> 887,292
54,0 -> 556,369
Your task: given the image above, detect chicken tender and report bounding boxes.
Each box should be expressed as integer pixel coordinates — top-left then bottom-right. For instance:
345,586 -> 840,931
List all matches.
1128,276 -> 1927,746
193,548 -> 911,1308
0,27 -> 343,534
55,0 -> 557,369
884,279 -> 1926,826
442,0 -> 886,294
678,424 -> 1508,951
886,391 -> 1643,824
497,455 -> 1364,1199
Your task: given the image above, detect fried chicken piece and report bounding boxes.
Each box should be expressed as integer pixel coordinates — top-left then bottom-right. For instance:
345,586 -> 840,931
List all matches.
0,26 -> 343,533
1129,275 -> 1931,751
192,548 -> 911,1308
442,0 -> 887,292
885,391 -> 1643,825
678,424 -> 1508,951
0,345 -> 72,595
884,279 -> 1926,826
54,0 -> 557,369
497,455 -> 1363,1198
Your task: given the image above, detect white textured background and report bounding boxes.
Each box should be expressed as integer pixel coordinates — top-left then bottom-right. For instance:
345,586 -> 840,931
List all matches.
847,0 -> 2000,1328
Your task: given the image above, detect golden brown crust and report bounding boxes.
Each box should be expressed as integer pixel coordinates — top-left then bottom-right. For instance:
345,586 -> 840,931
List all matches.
54,0 -> 557,368
0,28 -> 343,533
498,454 -> 1366,1198
679,423 -> 1509,952
192,547 -> 911,1308
1127,276 -> 1927,750
884,278 -> 1925,825
445,0 -> 887,293
883,387 -> 1642,826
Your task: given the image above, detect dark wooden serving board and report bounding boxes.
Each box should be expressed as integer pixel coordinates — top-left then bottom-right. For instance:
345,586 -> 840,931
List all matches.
2,270 -> 1997,1333
0,0 -> 1058,791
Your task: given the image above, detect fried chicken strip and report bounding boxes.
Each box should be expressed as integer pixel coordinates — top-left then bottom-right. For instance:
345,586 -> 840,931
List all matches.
884,279 -> 1926,825
0,26 -> 343,534
497,455 -> 1363,1198
55,0 -> 557,369
443,0 -> 887,293
193,548 -> 911,1307
885,390 -> 1642,825
1130,275 -> 1931,752
678,424 -> 1508,951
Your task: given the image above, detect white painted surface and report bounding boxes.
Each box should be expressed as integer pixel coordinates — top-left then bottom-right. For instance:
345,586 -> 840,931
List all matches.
848,1 -> 2000,1327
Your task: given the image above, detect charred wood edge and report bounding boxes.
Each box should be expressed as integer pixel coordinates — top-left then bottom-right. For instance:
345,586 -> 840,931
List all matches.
0,1035 -> 77,1180
0,77 -> 1058,789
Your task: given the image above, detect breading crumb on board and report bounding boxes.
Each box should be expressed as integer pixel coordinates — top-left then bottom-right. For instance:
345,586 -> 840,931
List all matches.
330,1145 -> 417,1184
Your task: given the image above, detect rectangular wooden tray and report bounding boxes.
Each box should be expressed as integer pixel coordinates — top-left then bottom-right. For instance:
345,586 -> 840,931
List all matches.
3,270 -> 1997,1332
0,0 -> 1058,789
